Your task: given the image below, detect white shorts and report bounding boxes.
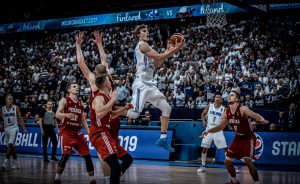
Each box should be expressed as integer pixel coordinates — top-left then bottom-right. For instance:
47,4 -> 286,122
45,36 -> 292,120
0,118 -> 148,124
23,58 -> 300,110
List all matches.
131,79 -> 165,112
201,131 -> 227,149
4,125 -> 19,146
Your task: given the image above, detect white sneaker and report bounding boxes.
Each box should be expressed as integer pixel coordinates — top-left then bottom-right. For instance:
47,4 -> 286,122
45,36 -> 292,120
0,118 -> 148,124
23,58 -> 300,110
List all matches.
11,160 -> 20,170
235,166 -> 239,174
1,161 -> 8,170
197,166 -> 206,173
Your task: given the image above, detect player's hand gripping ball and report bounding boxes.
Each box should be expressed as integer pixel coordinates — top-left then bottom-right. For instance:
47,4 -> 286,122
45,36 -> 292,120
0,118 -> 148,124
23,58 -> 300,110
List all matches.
169,33 -> 184,46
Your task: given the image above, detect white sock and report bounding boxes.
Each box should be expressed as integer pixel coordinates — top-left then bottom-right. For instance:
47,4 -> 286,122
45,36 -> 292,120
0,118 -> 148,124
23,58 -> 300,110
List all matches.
254,181 -> 260,184
89,175 -> 95,182
105,176 -> 110,184
230,176 -> 238,183
55,173 -> 62,180
4,158 -> 8,163
160,133 -> 167,139
201,153 -> 207,166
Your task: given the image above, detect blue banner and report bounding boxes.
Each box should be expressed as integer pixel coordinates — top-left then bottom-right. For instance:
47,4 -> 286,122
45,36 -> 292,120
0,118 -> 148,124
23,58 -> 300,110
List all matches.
215,131 -> 300,165
0,126 -> 173,160
0,3 -> 246,34
269,3 -> 300,10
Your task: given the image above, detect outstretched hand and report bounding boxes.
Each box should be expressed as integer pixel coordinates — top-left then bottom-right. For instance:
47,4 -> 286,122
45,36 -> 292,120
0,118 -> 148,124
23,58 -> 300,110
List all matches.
75,32 -> 84,46
199,131 -> 208,138
91,30 -> 103,45
125,103 -> 134,110
260,119 -> 269,124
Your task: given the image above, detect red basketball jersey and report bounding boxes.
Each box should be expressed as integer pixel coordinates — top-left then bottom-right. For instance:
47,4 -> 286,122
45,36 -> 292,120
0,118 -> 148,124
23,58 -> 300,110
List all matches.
226,104 -> 254,136
90,91 -> 112,133
60,96 -> 84,136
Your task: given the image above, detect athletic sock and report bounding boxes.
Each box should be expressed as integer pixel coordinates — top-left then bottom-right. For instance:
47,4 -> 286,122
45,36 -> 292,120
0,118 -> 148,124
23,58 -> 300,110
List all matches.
55,173 -> 61,180
160,132 -> 167,139
201,153 -> 207,166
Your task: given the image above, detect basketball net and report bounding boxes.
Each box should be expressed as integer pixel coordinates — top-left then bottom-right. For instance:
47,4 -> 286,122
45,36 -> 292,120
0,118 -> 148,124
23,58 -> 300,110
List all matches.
201,0 -> 227,28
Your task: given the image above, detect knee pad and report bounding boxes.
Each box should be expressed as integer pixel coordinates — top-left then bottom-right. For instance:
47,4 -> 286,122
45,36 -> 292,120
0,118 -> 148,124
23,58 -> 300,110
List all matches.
83,154 -> 94,172
127,109 -> 140,119
58,154 -> 70,168
157,99 -> 172,117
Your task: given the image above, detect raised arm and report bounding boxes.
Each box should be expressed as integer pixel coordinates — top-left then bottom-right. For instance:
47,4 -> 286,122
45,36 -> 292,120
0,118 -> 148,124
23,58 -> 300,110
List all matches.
93,91 -> 118,119
240,106 -> 268,124
91,31 -> 109,69
201,105 -> 210,128
75,32 -> 95,81
16,106 -> 27,134
140,38 -> 184,67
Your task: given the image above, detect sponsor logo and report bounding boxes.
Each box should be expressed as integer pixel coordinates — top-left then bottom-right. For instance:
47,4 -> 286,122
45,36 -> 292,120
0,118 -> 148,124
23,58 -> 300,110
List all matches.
254,133 -> 264,160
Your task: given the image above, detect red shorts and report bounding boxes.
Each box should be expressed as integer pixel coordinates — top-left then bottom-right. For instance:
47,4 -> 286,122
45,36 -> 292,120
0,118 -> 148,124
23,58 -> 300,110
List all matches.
110,117 -> 120,139
60,133 -> 90,156
226,134 -> 256,160
89,129 -> 127,160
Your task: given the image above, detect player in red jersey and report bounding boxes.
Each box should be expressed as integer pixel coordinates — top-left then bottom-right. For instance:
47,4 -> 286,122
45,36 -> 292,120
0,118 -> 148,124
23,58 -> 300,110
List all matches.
76,31 -> 133,183
54,83 -> 96,184
89,75 -> 133,184
201,90 -> 268,184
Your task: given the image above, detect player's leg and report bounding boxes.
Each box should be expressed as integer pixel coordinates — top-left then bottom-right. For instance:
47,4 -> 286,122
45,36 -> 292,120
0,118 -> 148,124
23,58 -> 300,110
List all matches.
126,82 -> 145,119
76,134 -> 96,184
197,133 -> 213,173
97,153 -> 111,184
83,154 -> 96,184
224,157 -> 239,184
244,158 -> 259,183
9,127 -> 19,169
105,154 -> 121,184
242,135 -> 258,183
225,136 -> 243,184
150,91 -> 173,152
54,134 -> 71,183
117,144 -> 133,176
54,154 -> 70,184
2,127 -> 12,169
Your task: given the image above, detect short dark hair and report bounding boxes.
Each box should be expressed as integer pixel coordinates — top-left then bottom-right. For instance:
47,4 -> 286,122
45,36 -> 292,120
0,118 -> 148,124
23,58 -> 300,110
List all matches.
134,24 -> 147,38
95,74 -> 107,89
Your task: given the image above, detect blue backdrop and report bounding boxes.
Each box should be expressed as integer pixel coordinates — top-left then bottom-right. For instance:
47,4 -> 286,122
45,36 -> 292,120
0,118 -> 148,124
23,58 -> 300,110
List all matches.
215,131 -> 300,165
0,126 -> 173,160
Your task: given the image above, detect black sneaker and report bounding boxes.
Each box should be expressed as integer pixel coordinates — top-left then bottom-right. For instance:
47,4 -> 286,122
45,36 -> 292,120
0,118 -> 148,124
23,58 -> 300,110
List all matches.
44,158 -> 50,163
51,157 -> 59,161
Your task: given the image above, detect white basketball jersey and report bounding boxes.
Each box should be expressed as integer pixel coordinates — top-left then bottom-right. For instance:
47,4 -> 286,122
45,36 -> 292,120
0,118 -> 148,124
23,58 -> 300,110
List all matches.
206,103 -> 225,130
134,41 -> 155,84
2,105 -> 18,128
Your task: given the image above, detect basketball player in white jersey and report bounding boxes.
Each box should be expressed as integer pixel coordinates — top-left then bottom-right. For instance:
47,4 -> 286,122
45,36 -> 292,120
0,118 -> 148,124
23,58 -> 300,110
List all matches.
126,24 -> 184,152
0,94 -> 27,170
197,92 -> 228,173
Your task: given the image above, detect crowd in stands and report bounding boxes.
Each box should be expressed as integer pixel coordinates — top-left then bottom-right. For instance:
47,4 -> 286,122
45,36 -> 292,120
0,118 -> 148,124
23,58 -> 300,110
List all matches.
0,15 -> 299,131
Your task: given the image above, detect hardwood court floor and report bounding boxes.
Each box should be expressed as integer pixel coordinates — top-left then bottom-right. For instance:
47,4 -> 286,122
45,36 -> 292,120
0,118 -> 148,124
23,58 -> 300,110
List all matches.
0,155 -> 300,184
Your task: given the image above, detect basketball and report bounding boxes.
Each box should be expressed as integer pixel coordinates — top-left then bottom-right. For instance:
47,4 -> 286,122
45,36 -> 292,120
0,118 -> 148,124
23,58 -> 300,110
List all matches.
169,33 -> 184,46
